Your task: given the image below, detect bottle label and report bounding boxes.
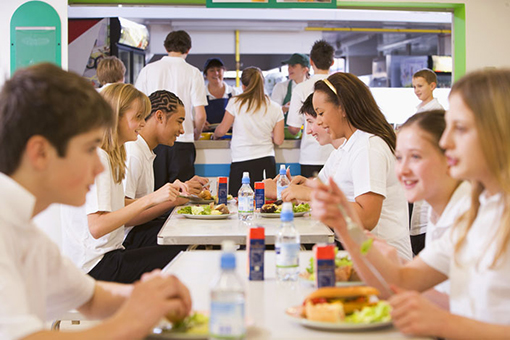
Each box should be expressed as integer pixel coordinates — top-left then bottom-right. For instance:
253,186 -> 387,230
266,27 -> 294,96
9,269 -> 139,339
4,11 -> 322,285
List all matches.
209,301 -> 246,338
217,183 -> 228,205
275,243 -> 300,268
238,196 -> 254,213
248,238 -> 265,281
276,185 -> 288,200
254,188 -> 265,210
315,259 -> 336,288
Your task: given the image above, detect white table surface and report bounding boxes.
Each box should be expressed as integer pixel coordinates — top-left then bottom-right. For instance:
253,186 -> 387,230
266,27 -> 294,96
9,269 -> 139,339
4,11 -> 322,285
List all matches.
158,251 -> 429,340
157,205 -> 335,245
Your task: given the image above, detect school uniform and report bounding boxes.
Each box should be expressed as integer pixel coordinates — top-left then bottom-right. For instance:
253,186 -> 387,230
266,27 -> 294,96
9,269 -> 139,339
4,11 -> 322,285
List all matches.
226,98 -> 284,195
135,56 -> 208,185
287,74 -> 335,178
416,98 -> 444,113
0,173 -> 95,339
205,82 -> 240,125
317,147 -> 341,183
61,149 -> 180,283
420,190 -> 510,324
271,79 -> 296,106
332,130 -> 413,261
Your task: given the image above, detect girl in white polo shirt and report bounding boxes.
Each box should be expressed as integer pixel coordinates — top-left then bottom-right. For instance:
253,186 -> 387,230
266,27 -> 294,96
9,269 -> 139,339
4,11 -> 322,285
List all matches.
62,83 -> 183,283
311,69 -> 510,338
312,72 -> 412,261
214,67 -> 284,195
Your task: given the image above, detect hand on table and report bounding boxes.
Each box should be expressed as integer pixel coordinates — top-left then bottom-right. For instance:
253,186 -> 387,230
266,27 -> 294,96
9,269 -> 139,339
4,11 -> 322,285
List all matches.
114,270 -> 192,338
389,285 -> 447,337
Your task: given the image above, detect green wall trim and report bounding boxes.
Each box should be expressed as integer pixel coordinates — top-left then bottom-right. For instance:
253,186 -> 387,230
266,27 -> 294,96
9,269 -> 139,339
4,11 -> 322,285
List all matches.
69,0 -> 205,4
11,1 -> 62,74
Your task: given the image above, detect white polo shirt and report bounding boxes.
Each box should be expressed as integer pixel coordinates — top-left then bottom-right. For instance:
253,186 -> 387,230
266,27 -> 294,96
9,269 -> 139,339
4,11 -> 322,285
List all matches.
226,97 -> 284,163
0,173 -> 95,339
135,56 -> 208,143
332,130 -> 412,261
271,79 -> 296,105
420,191 -> 510,324
124,135 -> 156,199
206,82 -> 241,100
424,181 -> 471,294
416,98 -> 444,113
317,147 -> 341,183
287,74 -> 334,165
61,148 -> 126,273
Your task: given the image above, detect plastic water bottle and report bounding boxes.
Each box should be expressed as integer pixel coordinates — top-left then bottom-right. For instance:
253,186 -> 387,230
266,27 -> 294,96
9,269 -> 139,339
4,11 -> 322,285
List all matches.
238,172 -> 254,221
210,241 -> 246,340
275,202 -> 300,282
276,164 -> 289,200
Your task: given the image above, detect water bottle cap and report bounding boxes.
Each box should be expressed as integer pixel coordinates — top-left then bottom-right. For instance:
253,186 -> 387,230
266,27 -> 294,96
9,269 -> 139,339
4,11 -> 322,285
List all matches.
221,240 -> 236,253
280,202 -> 294,221
242,172 -> 250,184
279,164 -> 286,175
220,252 -> 236,269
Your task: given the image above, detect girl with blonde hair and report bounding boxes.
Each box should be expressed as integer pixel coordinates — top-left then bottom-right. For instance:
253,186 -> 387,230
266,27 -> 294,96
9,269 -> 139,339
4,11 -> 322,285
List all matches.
311,69 -> 510,338
214,67 -> 284,195
62,83 -> 184,283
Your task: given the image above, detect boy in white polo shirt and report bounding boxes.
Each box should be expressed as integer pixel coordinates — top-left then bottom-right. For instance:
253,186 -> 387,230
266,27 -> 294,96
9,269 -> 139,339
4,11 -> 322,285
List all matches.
124,90 -> 208,248
0,63 -> 191,339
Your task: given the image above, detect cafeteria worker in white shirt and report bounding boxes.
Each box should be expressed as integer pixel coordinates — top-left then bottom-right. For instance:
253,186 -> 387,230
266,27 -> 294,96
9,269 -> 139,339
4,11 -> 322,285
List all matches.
214,66 -> 285,195
62,84 -> 185,284
312,72 -> 413,261
311,69 -> 510,339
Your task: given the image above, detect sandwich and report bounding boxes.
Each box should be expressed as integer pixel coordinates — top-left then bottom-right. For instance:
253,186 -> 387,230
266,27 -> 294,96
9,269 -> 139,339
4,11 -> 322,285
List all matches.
302,286 -> 379,323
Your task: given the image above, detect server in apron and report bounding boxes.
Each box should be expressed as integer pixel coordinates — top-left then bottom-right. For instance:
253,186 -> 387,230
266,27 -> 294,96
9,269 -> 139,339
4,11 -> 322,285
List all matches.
270,53 -> 310,138
203,58 -> 241,130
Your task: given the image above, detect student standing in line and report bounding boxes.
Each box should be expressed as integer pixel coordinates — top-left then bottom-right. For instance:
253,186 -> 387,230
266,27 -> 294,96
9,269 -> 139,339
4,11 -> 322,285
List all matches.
62,83 -> 185,283
203,58 -> 241,127
96,56 -> 125,91
410,68 -> 446,255
311,69 -> 510,339
311,72 -> 412,261
214,67 -> 285,195
123,90 -> 209,248
286,40 -> 335,178
0,63 -> 190,339
135,30 -> 208,186
271,53 -> 310,116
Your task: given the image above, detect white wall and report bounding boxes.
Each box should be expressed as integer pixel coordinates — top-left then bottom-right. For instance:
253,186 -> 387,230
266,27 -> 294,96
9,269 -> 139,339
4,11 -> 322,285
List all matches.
0,0 -> 68,85
346,0 -> 510,72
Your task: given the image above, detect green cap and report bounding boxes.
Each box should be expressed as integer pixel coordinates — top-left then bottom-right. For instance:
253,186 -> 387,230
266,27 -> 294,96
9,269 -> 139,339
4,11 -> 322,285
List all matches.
281,53 -> 310,68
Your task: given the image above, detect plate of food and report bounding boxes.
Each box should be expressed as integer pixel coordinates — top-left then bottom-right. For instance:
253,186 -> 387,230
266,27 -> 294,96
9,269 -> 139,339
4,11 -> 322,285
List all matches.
285,286 -> 392,331
151,311 -> 209,339
299,249 -> 364,287
211,194 -> 236,204
177,204 -> 234,220
259,201 -> 310,218
182,189 -> 214,204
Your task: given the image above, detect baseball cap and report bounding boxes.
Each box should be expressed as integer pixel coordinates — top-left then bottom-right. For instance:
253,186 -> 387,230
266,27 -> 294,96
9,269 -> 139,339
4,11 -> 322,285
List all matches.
281,53 -> 310,68
203,58 -> 225,75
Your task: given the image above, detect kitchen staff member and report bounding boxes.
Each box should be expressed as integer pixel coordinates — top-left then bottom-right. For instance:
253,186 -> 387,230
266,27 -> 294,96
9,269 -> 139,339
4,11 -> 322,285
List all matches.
203,58 -> 241,127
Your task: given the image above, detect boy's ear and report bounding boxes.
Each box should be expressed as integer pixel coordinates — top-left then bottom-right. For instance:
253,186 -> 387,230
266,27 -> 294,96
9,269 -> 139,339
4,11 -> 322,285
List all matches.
156,110 -> 166,124
25,135 -> 53,171
431,82 -> 437,90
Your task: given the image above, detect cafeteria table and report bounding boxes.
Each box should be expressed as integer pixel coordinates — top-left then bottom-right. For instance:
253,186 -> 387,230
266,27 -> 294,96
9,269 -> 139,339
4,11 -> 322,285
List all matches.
157,205 -> 335,246
154,250 -> 430,340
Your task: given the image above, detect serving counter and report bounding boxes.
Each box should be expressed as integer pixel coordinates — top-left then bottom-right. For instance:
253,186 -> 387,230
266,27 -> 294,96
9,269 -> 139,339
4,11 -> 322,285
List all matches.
194,139 -> 301,178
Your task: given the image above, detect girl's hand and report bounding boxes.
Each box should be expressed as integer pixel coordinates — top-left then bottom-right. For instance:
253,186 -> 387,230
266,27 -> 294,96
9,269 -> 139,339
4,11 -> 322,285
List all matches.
389,285 -> 448,337
151,183 -> 179,205
281,184 -> 311,203
171,180 -> 189,195
290,175 -> 307,185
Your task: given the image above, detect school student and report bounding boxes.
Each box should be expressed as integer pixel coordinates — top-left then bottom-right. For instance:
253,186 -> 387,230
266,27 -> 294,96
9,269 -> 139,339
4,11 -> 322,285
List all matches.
96,56 -> 125,90
0,63 -> 190,339
311,72 -> 413,261
61,83 -> 184,284
311,69 -> 510,339
123,90 -> 209,248
213,67 -> 285,195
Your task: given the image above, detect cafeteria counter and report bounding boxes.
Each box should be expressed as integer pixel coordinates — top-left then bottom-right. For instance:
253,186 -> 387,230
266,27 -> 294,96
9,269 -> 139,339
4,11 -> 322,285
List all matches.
195,139 -> 301,178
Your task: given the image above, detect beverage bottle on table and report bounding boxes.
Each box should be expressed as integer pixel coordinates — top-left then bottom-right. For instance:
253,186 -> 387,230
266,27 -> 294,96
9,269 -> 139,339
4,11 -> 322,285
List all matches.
275,202 -> 300,282
238,172 -> 254,221
210,241 -> 246,340
276,164 -> 289,200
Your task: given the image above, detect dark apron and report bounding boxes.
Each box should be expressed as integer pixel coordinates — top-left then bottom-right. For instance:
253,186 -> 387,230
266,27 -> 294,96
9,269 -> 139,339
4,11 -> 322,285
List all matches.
282,80 -> 294,125
205,93 -> 232,125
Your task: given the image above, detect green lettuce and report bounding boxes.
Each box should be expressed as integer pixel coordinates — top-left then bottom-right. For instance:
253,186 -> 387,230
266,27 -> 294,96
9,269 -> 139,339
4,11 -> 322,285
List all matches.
344,301 -> 392,324
170,312 -> 209,334
177,206 -> 192,214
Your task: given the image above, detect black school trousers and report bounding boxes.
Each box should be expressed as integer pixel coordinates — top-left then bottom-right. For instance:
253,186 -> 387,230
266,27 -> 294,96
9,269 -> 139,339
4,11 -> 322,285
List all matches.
88,220 -> 187,283
300,164 -> 324,178
229,156 -> 277,196
153,142 -> 196,190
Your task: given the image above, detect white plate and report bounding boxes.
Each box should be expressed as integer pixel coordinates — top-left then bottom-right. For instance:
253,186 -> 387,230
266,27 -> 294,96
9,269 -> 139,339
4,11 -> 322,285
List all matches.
285,306 -> 392,331
179,213 -> 235,220
259,211 -> 308,218
298,275 -> 365,288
